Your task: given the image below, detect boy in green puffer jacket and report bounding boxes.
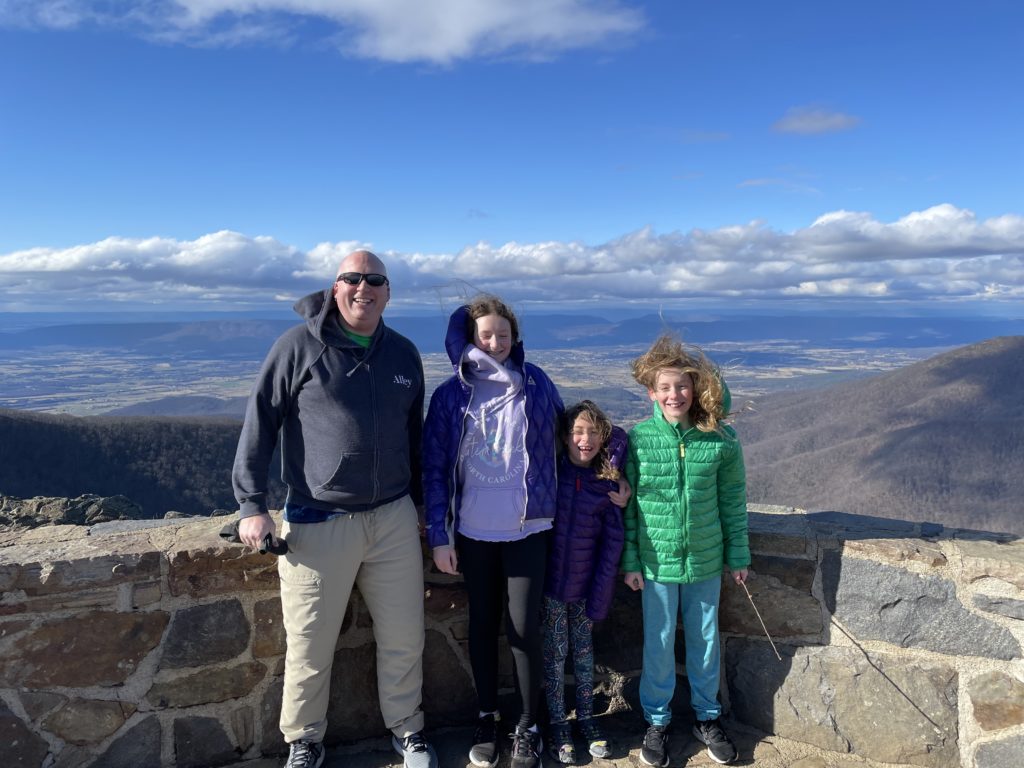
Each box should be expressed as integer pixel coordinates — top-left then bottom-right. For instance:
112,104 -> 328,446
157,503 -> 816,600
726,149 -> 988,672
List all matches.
621,335 -> 750,767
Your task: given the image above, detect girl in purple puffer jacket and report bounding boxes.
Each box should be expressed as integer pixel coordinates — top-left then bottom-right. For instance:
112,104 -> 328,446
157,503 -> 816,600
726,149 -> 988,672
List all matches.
543,400 -> 628,765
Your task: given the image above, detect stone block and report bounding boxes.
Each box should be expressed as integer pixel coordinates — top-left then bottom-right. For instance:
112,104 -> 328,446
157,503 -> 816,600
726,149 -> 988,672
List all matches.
13,551 -> 161,596
325,640 -> 384,742
260,677 -> 285,755
173,715 -> 239,768
132,580 -> 163,607
968,671 -> 1024,731
3,609 -> 168,687
974,733 -> 1024,768
42,698 -> 135,745
0,563 -> 21,591
720,570 -> 823,638
957,538 -> 1024,589
749,553 -> 816,592
1,699 -> 49,768
726,640 -> 959,768
19,691 -> 66,720
593,581 -> 644,672
92,714 -> 161,768
424,581 -> 469,619
230,705 -> 255,752
253,597 -> 286,658
842,537 -> 947,567
161,599 -> 249,669
167,546 -> 279,598
147,661 -> 267,708
973,594 -> 1024,621
422,628 -> 476,725
821,551 -> 1020,659
0,619 -> 32,639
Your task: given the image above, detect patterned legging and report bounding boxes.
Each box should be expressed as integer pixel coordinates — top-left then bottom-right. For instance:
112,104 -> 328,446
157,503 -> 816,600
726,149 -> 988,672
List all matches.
542,596 -> 595,723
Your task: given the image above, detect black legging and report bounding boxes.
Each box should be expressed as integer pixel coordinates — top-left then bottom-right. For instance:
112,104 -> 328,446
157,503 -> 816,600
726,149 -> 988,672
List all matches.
458,531 -> 549,728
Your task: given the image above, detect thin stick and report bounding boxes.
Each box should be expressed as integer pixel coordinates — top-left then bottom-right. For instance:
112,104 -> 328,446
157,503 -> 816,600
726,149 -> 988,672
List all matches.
740,581 -> 782,660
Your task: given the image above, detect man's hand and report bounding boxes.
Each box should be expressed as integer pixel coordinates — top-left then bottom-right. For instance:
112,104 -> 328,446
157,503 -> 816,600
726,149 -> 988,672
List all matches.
624,571 -> 644,591
432,545 -> 459,575
608,477 -> 632,508
731,568 -> 749,585
239,513 -> 276,549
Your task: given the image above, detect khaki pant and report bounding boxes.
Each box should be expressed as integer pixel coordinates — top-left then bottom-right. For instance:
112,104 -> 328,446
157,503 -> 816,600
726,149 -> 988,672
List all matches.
278,495 -> 425,743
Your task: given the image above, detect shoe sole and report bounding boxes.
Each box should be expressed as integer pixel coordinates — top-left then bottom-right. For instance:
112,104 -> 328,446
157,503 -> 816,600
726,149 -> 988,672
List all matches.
639,754 -> 669,767
468,751 -> 499,768
691,727 -> 737,765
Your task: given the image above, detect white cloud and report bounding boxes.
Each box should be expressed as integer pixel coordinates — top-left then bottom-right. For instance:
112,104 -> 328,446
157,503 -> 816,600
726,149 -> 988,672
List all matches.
0,0 -> 645,63
773,106 -> 861,135
3,205 -> 1023,310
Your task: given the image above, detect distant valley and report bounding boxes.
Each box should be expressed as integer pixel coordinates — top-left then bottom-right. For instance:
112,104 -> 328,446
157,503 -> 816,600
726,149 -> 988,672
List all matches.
0,311 -> 1021,536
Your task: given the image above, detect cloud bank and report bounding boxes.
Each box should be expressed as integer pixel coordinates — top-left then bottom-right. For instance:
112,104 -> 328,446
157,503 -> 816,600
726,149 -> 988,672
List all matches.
0,0 -> 645,63
3,205 -> 1022,311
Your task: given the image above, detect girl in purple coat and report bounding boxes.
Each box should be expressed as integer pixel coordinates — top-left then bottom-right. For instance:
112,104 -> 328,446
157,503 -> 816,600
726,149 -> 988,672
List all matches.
543,400 -> 628,764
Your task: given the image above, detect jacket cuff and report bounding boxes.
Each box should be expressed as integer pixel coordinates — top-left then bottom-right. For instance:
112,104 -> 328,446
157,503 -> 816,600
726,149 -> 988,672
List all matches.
238,499 -> 269,519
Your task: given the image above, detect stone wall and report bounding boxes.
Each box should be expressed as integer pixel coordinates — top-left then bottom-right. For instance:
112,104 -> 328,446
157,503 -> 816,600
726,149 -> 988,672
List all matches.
1,505 -> 1022,768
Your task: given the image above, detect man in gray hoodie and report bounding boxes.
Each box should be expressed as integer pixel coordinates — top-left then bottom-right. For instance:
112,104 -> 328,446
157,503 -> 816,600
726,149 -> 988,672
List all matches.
233,250 -> 436,768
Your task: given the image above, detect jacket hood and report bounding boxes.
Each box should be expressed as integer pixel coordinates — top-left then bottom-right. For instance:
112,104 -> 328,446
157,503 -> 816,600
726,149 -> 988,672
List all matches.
444,304 -> 525,372
294,288 -> 382,349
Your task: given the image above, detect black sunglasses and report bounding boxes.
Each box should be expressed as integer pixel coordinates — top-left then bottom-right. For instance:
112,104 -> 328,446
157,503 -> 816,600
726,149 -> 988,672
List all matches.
336,272 -> 389,287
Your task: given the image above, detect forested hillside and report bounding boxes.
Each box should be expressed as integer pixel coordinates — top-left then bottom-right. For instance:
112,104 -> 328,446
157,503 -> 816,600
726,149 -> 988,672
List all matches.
738,336 -> 1024,535
0,410 -> 284,517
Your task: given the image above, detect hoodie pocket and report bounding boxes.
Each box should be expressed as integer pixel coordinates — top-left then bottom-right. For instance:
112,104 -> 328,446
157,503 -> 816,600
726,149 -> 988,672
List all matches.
313,451 -> 374,499
312,448 -> 411,502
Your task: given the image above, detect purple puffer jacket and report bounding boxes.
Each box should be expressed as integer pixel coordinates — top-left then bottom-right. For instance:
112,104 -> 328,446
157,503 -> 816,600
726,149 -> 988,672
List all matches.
423,305 -> 564,550
545,426 -> 627,621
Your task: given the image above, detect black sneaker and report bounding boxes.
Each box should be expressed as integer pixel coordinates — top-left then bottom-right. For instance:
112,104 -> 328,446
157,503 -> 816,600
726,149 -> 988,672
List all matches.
692,718 -> 738,764
548,720 -> 577,764
469,713 -> 500,767
510,725 -> 543,768
640,723 -> 669,767
284,739 -> 324,768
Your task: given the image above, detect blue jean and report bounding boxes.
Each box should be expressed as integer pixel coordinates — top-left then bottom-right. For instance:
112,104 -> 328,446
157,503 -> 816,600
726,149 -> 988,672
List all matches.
639,576 -> 722,726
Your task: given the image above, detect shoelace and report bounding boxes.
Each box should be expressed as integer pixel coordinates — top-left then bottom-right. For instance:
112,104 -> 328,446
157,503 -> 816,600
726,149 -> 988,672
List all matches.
644,726 -> 666,749
699,721 -> 726,743
511,730 -> 539,757
286,741 -> 319,767
401,733 -> 429,753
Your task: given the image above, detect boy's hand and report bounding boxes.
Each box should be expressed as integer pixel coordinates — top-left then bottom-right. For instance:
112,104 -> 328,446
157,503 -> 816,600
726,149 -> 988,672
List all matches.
432,545 -> 459,575
731,568 -> 749,585
608,477 -> 632,508
624,571 -> 644,591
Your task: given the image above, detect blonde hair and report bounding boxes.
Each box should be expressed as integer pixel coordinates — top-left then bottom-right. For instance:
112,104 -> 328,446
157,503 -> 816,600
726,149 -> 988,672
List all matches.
465,294 -> 519,342
631,334 -> 726,433
562,400 -> 619,480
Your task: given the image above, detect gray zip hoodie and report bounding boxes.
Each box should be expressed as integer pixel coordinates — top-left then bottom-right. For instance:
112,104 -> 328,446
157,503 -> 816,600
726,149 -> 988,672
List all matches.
232,288 -> 424,519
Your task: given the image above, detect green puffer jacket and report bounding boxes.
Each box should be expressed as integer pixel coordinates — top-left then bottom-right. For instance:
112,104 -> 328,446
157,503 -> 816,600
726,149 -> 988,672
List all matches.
620,402 -> 749,583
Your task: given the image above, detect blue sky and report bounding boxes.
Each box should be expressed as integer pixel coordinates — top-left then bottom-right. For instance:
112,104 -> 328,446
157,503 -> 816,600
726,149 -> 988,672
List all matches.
1,0 -> 1022,313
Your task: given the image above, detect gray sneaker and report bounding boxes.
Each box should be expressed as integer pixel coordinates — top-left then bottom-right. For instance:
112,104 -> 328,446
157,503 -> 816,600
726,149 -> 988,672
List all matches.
284,740 -> 324,768
392,731 -> 439,768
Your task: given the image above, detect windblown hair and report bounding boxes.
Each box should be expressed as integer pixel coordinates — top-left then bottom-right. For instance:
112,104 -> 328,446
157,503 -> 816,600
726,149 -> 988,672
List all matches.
464,294 -> 520,343
631,334 -> 726,433
562,400 -> 620,481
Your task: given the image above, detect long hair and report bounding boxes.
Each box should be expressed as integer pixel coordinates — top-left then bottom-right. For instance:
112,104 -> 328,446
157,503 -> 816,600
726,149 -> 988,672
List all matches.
631,334 -> 726,433
562,400 -> 619,480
